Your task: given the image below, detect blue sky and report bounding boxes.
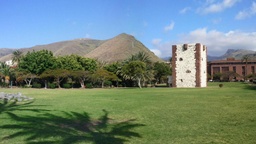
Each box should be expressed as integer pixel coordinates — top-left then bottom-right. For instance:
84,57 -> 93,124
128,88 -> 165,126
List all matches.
0,0 -> 256,57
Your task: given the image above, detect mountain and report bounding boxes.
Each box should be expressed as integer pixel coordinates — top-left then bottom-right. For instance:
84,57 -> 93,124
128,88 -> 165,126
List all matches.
208,49 -> 256,61
161,49 -> 256,62
0,48 -> 16,58
0,39 -> 105,62
85,33 -> 161,62
0,33 -> 162,63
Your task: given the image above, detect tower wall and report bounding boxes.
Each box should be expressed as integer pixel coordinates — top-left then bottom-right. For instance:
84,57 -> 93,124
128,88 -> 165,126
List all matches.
172,43 -> 207,88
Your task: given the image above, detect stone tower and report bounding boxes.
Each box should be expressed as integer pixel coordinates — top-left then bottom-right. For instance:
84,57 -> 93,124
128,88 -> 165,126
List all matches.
172,43 -> 207,87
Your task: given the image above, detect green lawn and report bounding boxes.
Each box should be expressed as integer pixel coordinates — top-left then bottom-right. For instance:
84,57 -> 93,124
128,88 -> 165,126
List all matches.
0,82 -> 256,144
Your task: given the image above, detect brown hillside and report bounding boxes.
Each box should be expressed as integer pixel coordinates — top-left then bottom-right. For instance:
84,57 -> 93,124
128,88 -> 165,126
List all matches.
28,39 -> 105,56
85,33 -> 162,63
0,33 -> 162,63
0,48 -> 16,60
0,39 -> 105,62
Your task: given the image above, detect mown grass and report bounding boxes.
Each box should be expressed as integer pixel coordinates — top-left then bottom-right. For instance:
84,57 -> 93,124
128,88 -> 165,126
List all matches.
0,82 -> 256,144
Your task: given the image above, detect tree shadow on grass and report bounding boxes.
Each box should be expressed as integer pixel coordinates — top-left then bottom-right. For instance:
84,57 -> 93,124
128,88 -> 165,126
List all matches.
0,99 -> 49,115
241,83 -> 256,91
1,109 -> 145,144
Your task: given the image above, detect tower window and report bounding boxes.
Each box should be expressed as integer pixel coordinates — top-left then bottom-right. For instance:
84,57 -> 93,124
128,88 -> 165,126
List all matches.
183,44 -> 187,51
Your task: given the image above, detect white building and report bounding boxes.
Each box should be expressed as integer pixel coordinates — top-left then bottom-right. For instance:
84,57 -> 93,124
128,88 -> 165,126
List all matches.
5,60 -> 13,66
172,43 -> 207,88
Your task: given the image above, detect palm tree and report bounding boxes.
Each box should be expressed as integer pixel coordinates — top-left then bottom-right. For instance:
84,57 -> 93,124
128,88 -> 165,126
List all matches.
118,52 -> 154,88
12,50 -> 23,65
0,62 -> 12,84
241,54 -> 251,81
126,51 -> 152,64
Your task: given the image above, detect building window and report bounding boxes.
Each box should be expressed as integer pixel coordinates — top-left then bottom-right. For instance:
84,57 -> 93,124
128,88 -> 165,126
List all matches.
213,67 -> 220,74
222,67 -> 229,72
242,66 -> 245,76
233,66 -> 236,73
252,66 -> 255,74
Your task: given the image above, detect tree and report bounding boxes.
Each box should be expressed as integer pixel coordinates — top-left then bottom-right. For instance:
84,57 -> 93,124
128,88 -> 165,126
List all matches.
222,71 -> 241,82
12,50 -> 23,65
126,51 -> 152,64
91,69 -> 119,88
56,55 -> 97,71
19,50 -> 57,75
153,62 -> 171,83
118,52 -> 155,88
247,73 -> 256,82
120,61 -> 146,88
15,71 -> 37,87
104,62 -> 121,74
213,72 -> 222,81
71,70 -> 91,88
78,57 -> 97,72
56,55 -> 83,71
40,69 -> 70,88
241,54 -> 251,81
0,62 -> 14,84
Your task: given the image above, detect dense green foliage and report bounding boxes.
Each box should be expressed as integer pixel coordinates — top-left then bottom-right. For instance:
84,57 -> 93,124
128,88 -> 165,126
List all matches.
153,62 -> 171,83
19,50 -> 57,75
56,55 -> 97,71
0,50 -> 173,88
91,69 -> 119,88
0,82 -> 256,143
121,61 -> 147,88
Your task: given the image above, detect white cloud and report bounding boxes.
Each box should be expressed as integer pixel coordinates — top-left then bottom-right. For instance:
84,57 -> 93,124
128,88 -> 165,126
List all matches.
152,38 -> 162,45
179,7 -> 191,14
253,1 -> 256,13
235,1 -> 256,20
150,49 -> 162,57
164,21 -> 175,32
198,0 -> 240,14
150,40 -> 173,58
152,28 -> 256,58
179,28 -> 256,56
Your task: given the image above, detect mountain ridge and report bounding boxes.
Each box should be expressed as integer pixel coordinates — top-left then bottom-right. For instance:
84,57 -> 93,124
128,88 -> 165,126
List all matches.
208,49 -> 256,61
0,33 -> 162,63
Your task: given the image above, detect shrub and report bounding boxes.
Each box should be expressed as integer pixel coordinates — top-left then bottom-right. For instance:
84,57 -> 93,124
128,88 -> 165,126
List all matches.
0,82 -> 9,88
48,83 -> 56,89
63,83 -> 71,89
219,84 -> 223,88
85,83 -> 93,88
32,83 -> 41,88
23,85 -> 32,88
104,81 -> 112,87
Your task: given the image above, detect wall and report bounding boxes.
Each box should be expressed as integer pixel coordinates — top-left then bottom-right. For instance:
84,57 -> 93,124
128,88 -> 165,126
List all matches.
209,60 -> 256,81
175,44 -> 196,87
199,45 -> 207,87
172,43 -> 207,87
